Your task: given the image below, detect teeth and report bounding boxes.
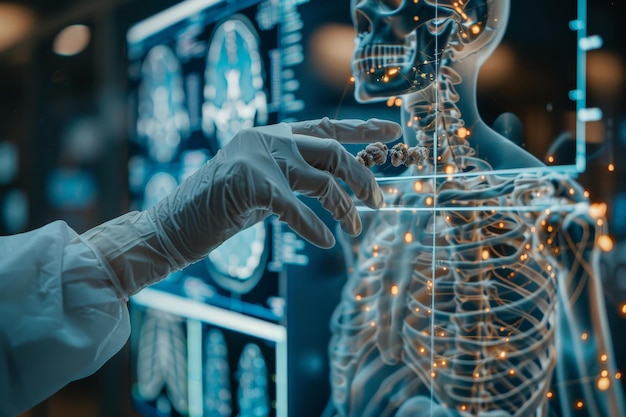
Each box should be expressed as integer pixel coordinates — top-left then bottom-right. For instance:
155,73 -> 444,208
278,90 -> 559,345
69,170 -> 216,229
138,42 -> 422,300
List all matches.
353,44 -> 414,74
353,32 -> 418,75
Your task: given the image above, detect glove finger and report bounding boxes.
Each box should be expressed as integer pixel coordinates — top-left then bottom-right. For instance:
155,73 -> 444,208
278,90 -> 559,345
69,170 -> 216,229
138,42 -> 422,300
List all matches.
289,117 -> 402,144
293,134 -> 384,209
290,166 -> 362,236
271,191 -> 336,249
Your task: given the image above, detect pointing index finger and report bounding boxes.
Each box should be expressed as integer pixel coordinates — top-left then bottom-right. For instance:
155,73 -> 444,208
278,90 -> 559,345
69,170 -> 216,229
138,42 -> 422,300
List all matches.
289,117 -> 402,144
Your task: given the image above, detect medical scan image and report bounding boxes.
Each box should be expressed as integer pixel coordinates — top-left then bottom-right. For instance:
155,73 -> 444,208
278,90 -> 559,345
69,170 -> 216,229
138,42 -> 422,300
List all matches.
323,0 -> 626,416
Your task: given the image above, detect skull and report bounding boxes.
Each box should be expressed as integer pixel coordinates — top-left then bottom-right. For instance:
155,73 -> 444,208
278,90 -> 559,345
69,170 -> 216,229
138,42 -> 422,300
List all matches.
351,0 -> 507,102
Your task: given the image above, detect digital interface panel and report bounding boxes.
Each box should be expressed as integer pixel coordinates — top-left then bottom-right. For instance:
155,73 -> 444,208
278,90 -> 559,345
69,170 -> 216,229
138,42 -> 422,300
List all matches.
126,0 -> 308,320
126,0 -> 308,415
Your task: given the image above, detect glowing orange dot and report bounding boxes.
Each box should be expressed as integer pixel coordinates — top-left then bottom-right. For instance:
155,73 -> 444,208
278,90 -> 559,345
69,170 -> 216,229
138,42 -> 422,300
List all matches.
470,24 -> 481,34
404,232 -> 414,243
547,155 -> 555,163
598,235 -> 614,252
413,15 -> 420,21
576,401 -> 584,409
369,265 -> 376,272
349,76 -> 355,83
370,321 -> 376,327
457,127 -> 468,138
581,332 -> 588,341
620,303 -> 626,316
425,196 -> 433,206
413,181 -> 423,192
445,164 -> 455,175
616,371 -> 622,380
598,377 -> 611,391
509,369 -> 516,376
390,285 -> 399,295
601,354 -> 608,362
608,163 -> 615,172
394,97 -> 403,107
460,405 -> 467,411
482,249 -> 490,260
602,370 -> 609,377
547,391 -> 553,399
355,294 -> 362,301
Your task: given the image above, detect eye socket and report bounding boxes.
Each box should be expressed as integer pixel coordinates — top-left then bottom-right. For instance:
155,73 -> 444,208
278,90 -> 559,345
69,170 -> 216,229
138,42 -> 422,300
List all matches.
380,0 -> 402,11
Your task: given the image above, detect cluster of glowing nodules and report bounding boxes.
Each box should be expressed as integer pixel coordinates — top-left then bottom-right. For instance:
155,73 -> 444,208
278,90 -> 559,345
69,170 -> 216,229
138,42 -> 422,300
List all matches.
356,142 -> 429,168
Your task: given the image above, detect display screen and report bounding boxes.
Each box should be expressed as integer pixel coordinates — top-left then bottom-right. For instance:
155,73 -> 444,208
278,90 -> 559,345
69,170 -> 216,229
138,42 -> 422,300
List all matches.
126,1 -> 308,415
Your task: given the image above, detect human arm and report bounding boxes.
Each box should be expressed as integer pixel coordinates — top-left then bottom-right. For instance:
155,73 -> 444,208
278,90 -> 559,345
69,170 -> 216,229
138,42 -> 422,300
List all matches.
0,118 -> 401,415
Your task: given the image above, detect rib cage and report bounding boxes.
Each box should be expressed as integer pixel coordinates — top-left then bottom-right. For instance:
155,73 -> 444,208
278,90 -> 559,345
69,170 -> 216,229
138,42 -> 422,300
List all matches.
329,173 -> 564,417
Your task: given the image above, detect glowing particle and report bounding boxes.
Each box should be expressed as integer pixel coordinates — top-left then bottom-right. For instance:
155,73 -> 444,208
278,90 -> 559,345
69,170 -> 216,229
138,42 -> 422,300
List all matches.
470,24 -> 481,34
601,354 -> 608,362
589,202 -> 607,219
547,155 -> 555,163
391,285 -> 399,295
499,351 -> 507,359
460,405 -> 467,411
598,377 -> 611,391
576,401 -> 584,409
413,15 -> 420,22
457,127 -> 468,139
547,391 -> 553,399
419,347 -> 426,354
370,265 -> 376,272
482,249 -> 490,260
616,371 -> 622,380
394,97 -> 402,107
584,190 -> 590,198
388,68 -> 399,76
598,235 -> 614,252
415,307 -> 420,312
386,97 -> 396,107
569,187 -> 575,195
581,332 -> 588,341
445,164 -> 455,175
349,76 -> 355,83
425,196 -> 433,206
364,306 -> 370,312
355,294 -> 362,301
509,369 -> 516,376
620,303 -> 626,316
602,370 -> 609,377
431,371 -> 437,378
404,232 -> 414,243
370,321 -> 376,327
414,181 -> 423,192
608,163 -> 615,172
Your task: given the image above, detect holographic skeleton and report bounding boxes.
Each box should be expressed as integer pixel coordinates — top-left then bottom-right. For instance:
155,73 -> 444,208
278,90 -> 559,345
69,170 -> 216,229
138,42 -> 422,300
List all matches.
327,1 -> 625,416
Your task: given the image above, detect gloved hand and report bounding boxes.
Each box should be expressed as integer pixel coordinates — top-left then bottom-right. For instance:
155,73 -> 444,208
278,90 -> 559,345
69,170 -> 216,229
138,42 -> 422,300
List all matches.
82,118 -> 401,296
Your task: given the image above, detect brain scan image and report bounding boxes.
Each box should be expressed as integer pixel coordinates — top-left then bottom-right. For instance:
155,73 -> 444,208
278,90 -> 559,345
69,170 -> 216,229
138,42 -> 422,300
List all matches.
202,14 -> 268,148
202,14 -> 270,295
142,171 -> 178,210
137,45 -> 190,163
325,1 -> 626,416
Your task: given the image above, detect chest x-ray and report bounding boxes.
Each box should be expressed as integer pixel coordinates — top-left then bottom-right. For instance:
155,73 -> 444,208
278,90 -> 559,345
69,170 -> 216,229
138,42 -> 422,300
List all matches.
325,0 -> 625,416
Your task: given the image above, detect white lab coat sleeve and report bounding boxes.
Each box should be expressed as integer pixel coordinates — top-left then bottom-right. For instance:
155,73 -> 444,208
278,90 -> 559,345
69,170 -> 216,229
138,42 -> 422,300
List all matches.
0,220 -> 130,417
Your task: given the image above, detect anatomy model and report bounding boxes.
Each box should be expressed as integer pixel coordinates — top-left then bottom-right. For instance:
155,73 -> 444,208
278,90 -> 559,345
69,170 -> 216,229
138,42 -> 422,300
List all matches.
326,0 -> 625,416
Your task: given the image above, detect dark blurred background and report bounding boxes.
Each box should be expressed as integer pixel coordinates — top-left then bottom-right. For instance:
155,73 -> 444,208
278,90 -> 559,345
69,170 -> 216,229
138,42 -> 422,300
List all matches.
1,0 -> 625,416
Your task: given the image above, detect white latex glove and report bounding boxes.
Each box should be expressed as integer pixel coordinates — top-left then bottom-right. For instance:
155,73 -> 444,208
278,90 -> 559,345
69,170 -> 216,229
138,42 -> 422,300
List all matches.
82,118 -> 401,296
